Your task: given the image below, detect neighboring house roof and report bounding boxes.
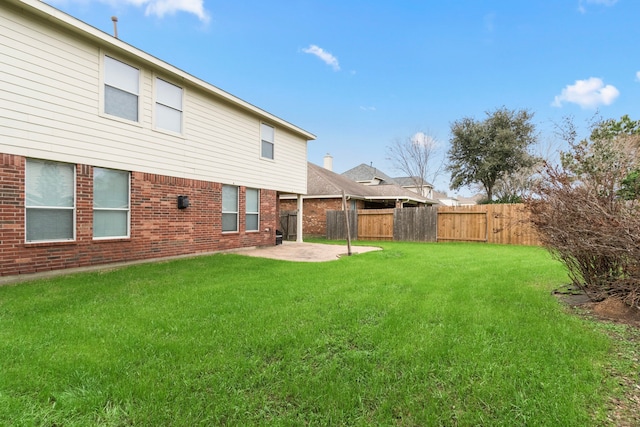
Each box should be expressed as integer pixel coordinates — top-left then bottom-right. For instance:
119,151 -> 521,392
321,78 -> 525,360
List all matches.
341,164 -> 396,185
432,190 -> 449,200
282,163 -> 437,205
392,177 -> 434,188
8,0 -> 315,142
432,190 -> 458,206
431,191 -> 483,206
457,195 -> 483,206
306,163 -> 375,198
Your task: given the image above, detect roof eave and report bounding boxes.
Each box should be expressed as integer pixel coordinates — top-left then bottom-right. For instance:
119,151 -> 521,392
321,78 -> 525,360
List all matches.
280,194 -> 362,200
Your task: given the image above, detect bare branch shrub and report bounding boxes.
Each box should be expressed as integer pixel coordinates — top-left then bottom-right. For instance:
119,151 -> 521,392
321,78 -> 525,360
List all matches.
527,118 -> 640,307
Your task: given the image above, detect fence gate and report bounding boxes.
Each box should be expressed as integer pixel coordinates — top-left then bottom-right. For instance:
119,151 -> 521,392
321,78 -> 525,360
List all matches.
279,210 -> 297,241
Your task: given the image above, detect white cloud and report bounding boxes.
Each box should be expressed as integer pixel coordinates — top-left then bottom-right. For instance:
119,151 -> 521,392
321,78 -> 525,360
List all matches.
636,71 -> 640,81
411,132 -> 438,149
578,0 -> 618,13
142,0 -> 210,23
552,77 -> 619,109
49,0 -> 210,23
302,45 -> 340,71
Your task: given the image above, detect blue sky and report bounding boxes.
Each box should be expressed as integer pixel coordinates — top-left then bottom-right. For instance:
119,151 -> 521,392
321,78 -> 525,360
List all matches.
45,0 -> 640,194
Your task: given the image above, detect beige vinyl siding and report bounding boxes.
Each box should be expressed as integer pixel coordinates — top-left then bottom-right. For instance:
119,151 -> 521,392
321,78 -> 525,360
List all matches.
0,1 -> 310,194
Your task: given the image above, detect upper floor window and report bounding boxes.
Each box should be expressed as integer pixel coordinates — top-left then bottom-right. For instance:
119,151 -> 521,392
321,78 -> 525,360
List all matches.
25,159 -> 75,242
155,78 -> 183,133
261,123 -> 274,160
245,188 -> 259,232
93,168 -> 130,239
104,56 -> 139,122
222,185 -> 238,233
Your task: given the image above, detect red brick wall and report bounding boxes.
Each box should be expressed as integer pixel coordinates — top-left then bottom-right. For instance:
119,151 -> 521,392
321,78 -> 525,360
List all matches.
280,198 -> 363,237
0,155 -> 277,276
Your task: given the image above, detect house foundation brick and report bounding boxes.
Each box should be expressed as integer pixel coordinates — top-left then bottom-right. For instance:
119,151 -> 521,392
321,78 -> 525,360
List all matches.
0,154 -> 277,277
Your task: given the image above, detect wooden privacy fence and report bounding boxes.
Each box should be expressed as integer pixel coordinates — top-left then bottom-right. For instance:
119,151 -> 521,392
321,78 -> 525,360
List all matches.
327,207 -> 437,242
358,209 -> 394,240
326,209 -> 357,241
437,204 -> 540,246
394,207 -> 438,241
326,204 -> 540,246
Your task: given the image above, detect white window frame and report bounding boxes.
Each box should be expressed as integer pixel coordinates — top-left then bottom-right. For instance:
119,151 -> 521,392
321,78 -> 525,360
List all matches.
102,54 -> 141,123
25,159 -> 76,243
260,123 -> 275,160
222,185 -> 239,233
245,188 -> 260,232
154,76 -> 184,134
93,167 -> 131,240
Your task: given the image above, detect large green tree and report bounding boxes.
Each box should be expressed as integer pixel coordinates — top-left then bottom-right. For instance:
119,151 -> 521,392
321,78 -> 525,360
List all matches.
447,107 -> 537,201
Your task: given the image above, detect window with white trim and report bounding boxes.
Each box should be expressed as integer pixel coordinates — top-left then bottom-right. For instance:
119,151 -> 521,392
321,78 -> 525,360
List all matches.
222,185 -> 238,232
245,188 -> 259,232
104,56 -> 140,122
155,78 -> 183,133
93,168 -> 130,239
261,123 -> 274,159
25,159 -> 75,242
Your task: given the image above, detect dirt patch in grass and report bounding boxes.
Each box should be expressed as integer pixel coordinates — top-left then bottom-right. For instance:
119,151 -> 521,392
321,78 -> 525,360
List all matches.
554,286 -> 640,326
587,298 -> 640,326
555,287 -> 640,426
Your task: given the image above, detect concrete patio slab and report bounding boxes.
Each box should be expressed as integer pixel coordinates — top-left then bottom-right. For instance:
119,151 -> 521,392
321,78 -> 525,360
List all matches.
234,241 -> 382,262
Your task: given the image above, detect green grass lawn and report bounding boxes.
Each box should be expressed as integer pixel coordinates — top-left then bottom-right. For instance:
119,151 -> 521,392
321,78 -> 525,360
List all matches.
0,242 -> 627,425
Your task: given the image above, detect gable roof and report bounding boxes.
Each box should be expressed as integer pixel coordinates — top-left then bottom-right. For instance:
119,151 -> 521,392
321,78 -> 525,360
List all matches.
282,163 -> 437,204
341,164 -> 396,184
8,0 -> 315,142
307,163 -> 375,198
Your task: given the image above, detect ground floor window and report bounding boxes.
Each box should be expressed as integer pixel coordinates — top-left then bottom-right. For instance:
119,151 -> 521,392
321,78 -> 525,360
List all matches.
222,185 -> 238,232
245,188 -> 259,231
93,167 -> 130,238
25,159 -> 75,242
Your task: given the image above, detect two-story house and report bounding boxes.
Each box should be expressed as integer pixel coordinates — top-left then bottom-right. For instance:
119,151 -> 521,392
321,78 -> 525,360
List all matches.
0,0 -> 315,277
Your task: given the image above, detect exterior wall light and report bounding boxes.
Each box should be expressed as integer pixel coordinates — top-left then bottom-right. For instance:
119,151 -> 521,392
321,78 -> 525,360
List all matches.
177,195 -> 190,209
